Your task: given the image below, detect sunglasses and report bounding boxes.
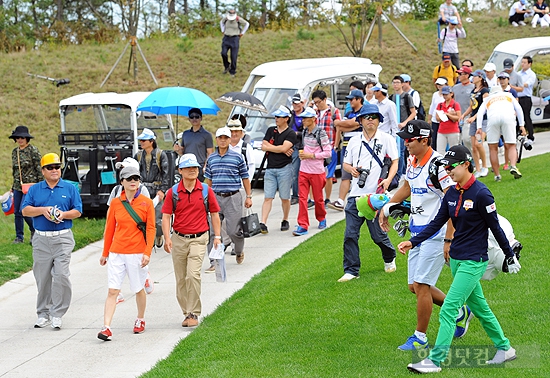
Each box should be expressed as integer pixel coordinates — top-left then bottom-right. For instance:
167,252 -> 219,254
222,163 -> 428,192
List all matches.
404,136 -> 424,143
44,165 -> 61,171
189,115 -> 201,120
444,161 -> 465,172
125,175 -> 141,182
362,114 -> 379,120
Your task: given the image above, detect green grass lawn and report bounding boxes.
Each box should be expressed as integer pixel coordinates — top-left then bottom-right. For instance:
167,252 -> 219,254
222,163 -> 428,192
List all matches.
142,153 -> 550,378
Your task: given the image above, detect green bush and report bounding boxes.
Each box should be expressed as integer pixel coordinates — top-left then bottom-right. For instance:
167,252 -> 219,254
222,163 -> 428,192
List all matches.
176,36 -> 194,53
297,28 -> 315,40
273,37 -> 292,49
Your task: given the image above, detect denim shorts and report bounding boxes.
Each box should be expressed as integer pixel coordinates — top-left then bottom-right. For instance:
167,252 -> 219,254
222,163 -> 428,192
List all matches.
264,165 -> 293,199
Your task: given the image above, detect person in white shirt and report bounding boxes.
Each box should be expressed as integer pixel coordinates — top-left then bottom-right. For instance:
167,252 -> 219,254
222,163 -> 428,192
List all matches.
428,77 -> 448,150
439,19 -> 466,70
483,63 -> 498,88
373,83 -> 398,136
509,0 -> 530,26
475,86 -> 526,181
517,56 -> 537,141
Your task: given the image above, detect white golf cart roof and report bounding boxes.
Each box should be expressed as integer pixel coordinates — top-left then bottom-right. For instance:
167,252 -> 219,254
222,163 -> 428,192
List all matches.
59,92 -> 152,110
249,57 -> 382,89
493,37 -> 550,56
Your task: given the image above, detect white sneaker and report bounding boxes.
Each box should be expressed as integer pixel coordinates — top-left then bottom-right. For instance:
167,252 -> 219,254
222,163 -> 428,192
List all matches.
337,273 -> 359,282
384,259 -> 396,273
519,21 -> 527,26
474,171 -> 481,178
480,167 -> 489,177
51,317 -> 62,329
34,317 -> 51,328
512,21 -> 519,27
486,347 -> 516,364
407,358 -> 442,373
532,23 -> 537,28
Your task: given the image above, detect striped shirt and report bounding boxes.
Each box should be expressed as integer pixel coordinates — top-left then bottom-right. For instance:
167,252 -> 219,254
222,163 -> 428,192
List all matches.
204,150 -> 249,193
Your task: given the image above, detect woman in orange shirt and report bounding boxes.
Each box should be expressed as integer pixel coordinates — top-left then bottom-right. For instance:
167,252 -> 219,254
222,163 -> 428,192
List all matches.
98,165 -> 155,341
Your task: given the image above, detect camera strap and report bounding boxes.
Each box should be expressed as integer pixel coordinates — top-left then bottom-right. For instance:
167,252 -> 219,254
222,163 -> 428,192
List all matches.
360,139 -> 383,169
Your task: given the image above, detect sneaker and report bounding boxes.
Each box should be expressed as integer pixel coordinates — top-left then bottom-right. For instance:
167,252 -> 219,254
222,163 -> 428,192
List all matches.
519,20 -> 527,26
223,67 -> 229,74
384,259 -> 396,273
155,235 -> 163,248
454,305 -> 473,338
332,177 -> 337,184
398,334 -> 429,351
182,313 -> 199,327
13,238 -> 24,244
327,200 -> 344,211
281,220 -> 290,231
503,163 -> 510,170
532,22 -> 537,28
51,317 -> 62,330
34,317 -> 51,328
307,199 -> 315,208
291,197 -> 299,205
337,273 -> 359,282
144,272 -> 154,294
116,292 -> 125,304
205,265 -> 216,273
474,171 -> 481,178
260,223 -> 268,234
292,226 -> 308,236
494,175 -> 502,182
512,21 -> 519,27
133,318 -> 145,334
97,326 -> 112,341
318,219 -> 327,229
324,199 -> 330,208
486,346 -> 516,364
480,167 -> 489,177
407,358 -> 442,374
236,253 -> 245,264
510,166 -> 522,179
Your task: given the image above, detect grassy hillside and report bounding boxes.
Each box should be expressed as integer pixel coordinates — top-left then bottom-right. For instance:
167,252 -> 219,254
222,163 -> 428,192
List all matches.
0,11 -> 545,189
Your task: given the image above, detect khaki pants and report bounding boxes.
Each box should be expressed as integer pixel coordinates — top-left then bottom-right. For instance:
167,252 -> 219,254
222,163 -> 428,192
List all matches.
171,232 -> 208,316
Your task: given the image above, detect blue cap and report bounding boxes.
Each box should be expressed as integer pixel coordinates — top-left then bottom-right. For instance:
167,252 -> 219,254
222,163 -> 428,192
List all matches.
178,153 -> 201,169
356,103 -> 384,123
299,107 -> 317,118
272,105 -> 291,117
345,89 -> 364,99
441,86 -> 452,95
137,128 -> 156,140
472,69 -> 487,80
400,74 -> 411,82
371,83 -> 388,94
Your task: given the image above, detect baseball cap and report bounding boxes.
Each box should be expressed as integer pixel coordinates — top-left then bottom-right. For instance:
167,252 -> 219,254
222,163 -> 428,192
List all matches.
299,107 -> 317,118
435,77 -> 448,85
215,127 -> 232,138
356,103 -> 384,123
397,120 -> 431,140
292,93 -> 304,103
272,105 -> 291,117
483,62 -> 496,72
503,58 -> 514,69
115,157 -> 139,170
400,74 -> 412,82
497,71 -> 510,79
440,145 -> 473,167
441,86 -> 452,95
442,54 -> 451,61
345,89 -> 364,99
178,153 -> 201,169
371,83 -> 388,94
472,69 -> 487,80
137,128 -> 156,140
227,119 -> 244,131
120,166 -> 140,180
457,66 -> 473,75
448,17 -> 459,25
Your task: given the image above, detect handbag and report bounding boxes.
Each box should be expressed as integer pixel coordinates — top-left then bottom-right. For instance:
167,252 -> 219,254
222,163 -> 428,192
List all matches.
1,191 -> 14,216
17,149 -> 36,194
240,208 -> 261,238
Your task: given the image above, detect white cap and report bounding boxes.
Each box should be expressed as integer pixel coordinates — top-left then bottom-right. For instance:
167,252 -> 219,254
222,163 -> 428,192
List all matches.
216,127 -> 232,138
177,154 -> 200,168
483,62 -> 497,72
435,77 -> 448,85
227,119 -> 244,131
137,128 -> 156,140
115,157 -> 139,170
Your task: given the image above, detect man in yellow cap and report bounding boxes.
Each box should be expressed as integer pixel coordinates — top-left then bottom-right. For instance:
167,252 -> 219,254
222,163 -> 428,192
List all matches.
22,153 -> 82,330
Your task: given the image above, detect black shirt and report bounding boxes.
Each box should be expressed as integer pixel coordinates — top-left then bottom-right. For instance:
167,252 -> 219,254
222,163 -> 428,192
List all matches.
263,126 -> 297,169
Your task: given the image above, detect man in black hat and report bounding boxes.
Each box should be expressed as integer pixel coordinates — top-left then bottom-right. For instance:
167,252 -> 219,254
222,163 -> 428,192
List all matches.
9,126 -> 43,244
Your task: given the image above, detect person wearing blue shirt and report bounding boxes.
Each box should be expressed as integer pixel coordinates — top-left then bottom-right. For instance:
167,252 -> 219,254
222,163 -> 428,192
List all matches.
22,153 -> 82,330
400,145 -> 520,374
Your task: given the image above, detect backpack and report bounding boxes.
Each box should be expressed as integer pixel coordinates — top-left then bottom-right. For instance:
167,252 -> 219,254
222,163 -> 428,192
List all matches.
223,16 -> 243,33
171,182 -> 209,216
302,127 -> 331,166
241,141 -> 249,167
410,90 -> 426,121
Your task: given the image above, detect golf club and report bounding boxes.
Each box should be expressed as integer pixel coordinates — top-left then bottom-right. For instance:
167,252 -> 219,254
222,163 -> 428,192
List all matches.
27,73 -> 70,87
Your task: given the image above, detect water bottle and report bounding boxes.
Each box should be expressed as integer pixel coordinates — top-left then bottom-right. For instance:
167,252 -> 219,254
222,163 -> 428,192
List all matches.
476,133 -> 483,144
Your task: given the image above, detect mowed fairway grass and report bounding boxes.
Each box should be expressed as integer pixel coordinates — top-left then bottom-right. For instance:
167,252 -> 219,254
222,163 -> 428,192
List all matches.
143,153 -> 549,377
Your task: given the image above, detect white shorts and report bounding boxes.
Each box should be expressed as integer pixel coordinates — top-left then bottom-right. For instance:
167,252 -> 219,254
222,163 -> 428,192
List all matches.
486,116 -> 516,144
107,252 -> 148,293
408,237 -> 445,286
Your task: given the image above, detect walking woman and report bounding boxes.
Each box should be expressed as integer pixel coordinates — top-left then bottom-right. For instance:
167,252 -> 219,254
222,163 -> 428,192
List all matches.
435,86 -> 461,155
9,126 -> 42,244
98,165 -> 156,341
399,145 -> 520,373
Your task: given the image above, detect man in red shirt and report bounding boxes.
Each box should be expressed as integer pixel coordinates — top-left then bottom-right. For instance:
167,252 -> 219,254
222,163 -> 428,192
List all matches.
161,154 -> 221,328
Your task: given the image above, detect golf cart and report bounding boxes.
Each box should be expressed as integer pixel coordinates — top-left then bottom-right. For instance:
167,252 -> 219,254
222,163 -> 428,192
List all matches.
228,57 -> 382,179
486,37 -> 550,125
58,92 -> 176,216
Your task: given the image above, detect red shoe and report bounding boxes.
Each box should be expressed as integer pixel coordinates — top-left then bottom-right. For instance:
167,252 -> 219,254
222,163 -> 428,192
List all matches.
97,327 -> 112,341
133,319 -> 145,334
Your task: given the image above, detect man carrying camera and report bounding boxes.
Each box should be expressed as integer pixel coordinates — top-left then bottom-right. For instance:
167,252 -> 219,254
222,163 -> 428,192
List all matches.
338,103 -> 399,282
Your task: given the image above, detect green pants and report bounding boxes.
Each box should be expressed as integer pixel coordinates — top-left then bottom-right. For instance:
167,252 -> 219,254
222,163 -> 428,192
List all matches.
429,258 -> 511,365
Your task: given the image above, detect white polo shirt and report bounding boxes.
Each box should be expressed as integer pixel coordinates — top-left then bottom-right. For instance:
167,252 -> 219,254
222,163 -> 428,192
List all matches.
344,130 -> 398,197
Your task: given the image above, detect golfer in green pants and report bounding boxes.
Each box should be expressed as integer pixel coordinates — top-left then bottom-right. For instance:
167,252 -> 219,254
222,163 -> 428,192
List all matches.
399,145 -> 521,374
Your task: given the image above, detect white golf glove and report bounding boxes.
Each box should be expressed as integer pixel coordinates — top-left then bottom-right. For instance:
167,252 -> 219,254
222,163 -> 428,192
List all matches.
504,255 -> 521,274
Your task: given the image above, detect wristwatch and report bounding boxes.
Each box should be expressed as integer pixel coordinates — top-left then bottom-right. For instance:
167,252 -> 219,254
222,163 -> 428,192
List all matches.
246,195 -> 252,199
444,238 -> 453,243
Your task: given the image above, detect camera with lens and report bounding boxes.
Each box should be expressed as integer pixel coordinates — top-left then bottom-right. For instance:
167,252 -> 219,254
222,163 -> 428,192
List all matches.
356,167 -> 370,188
522,137 -> 533,151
